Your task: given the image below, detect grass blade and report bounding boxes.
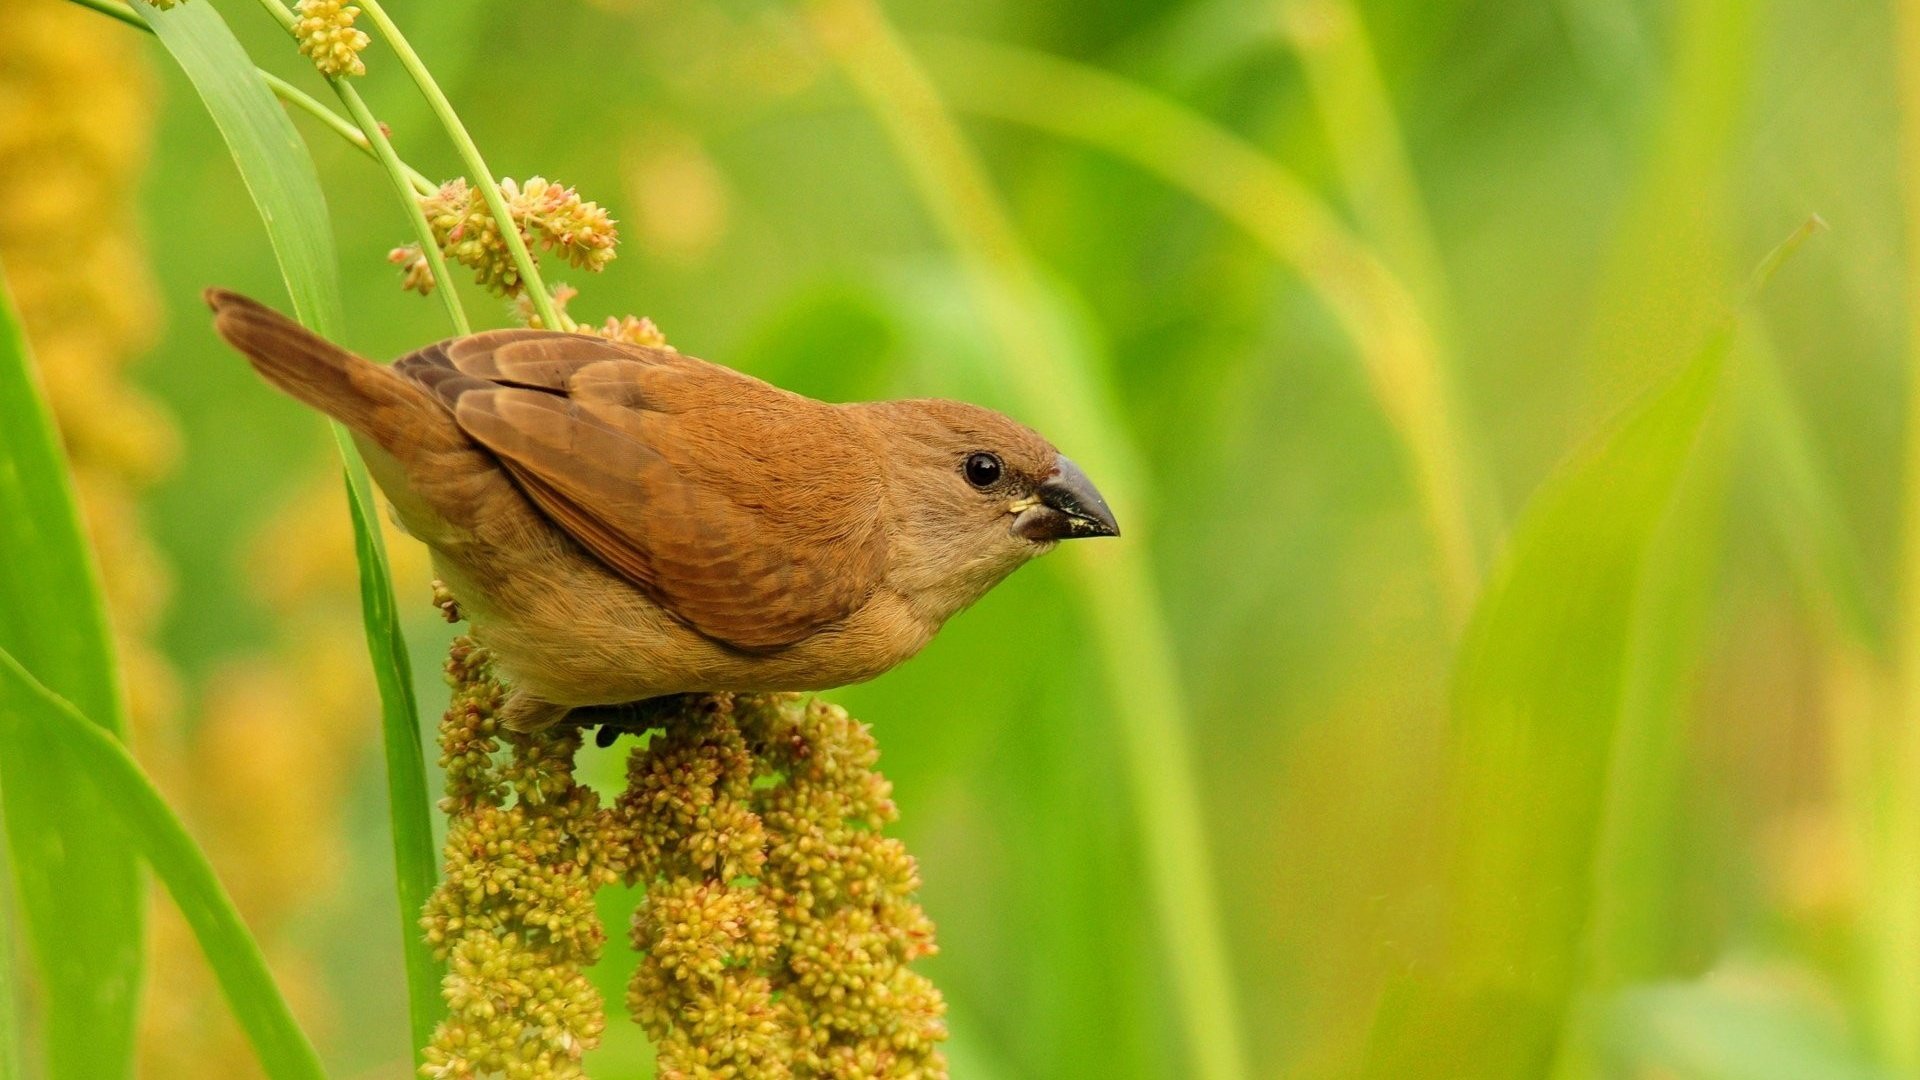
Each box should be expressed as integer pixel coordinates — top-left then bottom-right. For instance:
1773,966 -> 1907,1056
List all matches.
144,0 -> 342,332
340,444 -> 441,1058
140,0 -> 441,1055
0,648 -> 325,1080
0,270 -> 142,1074
923,34 -> 1488,621
804,6 -> 1250,1079
1367,321 -> 1731,1076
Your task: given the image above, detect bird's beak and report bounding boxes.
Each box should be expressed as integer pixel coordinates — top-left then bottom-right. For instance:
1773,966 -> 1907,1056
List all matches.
1013,455 -> 1120,541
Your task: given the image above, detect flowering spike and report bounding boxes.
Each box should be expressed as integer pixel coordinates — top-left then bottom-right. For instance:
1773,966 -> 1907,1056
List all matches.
397,177 -> 618,299
419,633 -> 620,1079
617,694 -> 949,1079
293,0 -> 371,79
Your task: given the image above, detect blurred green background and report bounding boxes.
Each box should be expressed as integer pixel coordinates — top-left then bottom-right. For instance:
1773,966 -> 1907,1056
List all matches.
14,0 -> 1920,1075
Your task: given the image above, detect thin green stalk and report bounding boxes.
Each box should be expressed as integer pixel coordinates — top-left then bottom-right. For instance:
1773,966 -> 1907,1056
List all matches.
247,0 -> 468,335
325,76 -> 470,332
66,0 -> 144,29
924,35 -> 1483,623
1274,0 -> 1452,322
63,1 -> 446,248
1887,0 -> 1920,1066
260,72 -> 435,194
804,4 -> 1249,1078
354,0 -> 566,328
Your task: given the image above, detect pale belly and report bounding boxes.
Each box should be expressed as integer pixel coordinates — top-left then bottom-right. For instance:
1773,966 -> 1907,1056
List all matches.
430,545 -> 936,708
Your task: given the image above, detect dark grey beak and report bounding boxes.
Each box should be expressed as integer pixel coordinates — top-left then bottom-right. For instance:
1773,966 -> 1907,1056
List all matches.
1013,455 -> 1120,542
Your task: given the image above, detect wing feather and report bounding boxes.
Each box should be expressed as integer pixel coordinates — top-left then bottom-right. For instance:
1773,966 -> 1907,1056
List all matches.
396,333 -> 886,651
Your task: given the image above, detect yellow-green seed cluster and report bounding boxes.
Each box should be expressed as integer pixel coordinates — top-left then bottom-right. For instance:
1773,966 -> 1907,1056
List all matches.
391,176 -> 618,298
293,0 -> 370,79
419,639 -> 621,1080
618,695 -> 949,1079
411,618 -> 944,1076
619,698 -> 791,1075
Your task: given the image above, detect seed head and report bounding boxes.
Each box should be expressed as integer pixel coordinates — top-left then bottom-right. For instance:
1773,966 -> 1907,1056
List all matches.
394,177 -> 618,298
293,0 -> 371,78
420,633 -> 620,1079
616,695 -> 949,1079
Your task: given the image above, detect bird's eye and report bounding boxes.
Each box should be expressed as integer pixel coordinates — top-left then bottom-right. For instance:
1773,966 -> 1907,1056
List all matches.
964,451 -> 1003,489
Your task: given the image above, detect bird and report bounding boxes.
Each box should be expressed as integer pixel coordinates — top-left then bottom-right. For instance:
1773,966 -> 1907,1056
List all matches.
205,289 -> 1119,732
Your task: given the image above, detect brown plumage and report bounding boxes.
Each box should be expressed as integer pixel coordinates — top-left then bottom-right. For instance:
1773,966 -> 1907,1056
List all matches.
206,289 -> 1118,730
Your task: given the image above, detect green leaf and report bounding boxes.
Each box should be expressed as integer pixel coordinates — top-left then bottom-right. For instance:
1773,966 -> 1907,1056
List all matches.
141,0 -> 442,1056
339,444 -> 442,1060
1365,322 -> 1732,1077
0,648 -> 326,1080
144,0 -> 342,332
0,270 -> 142,1074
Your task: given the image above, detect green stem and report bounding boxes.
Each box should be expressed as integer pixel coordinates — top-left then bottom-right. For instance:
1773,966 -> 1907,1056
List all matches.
805,4 -> 1250,1078
354,0 -> 566,328
75,0 -> 436,194
248,0 -> 297,31
327,80 -> 470,332
259,71 -> 435,194
66,0 -> 144,29
64,0 -> 456,344
249,0 -> 468,332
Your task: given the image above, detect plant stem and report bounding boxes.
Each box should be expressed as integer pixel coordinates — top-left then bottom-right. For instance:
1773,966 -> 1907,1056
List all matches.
258,70 -> 430,191
243,0 -> 468,335
65,0 -> 144,29
804,4 -> 1250,1079
65,0 -> 461,345
354,0 -> 567,329
327,80 -> 470,332
76,0 -> 432,192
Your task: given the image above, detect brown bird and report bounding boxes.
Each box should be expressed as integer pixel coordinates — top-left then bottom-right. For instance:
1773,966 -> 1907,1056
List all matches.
206,289 -> 1118,732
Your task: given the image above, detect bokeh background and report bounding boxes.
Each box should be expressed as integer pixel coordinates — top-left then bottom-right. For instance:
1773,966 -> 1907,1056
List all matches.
7,0 -> 1920,1075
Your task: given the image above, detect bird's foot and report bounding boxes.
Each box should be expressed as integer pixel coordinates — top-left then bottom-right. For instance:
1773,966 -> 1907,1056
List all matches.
571,693 -> 712,748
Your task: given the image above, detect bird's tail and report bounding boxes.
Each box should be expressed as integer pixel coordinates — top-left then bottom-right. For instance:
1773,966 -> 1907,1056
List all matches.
205,288 -> 459,458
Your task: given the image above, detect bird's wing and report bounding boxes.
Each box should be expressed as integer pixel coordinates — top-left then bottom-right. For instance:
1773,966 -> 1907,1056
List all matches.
396,332 -> 889,652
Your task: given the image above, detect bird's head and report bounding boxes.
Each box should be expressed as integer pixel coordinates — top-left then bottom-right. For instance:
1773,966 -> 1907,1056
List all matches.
858,398 -> 1119,622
